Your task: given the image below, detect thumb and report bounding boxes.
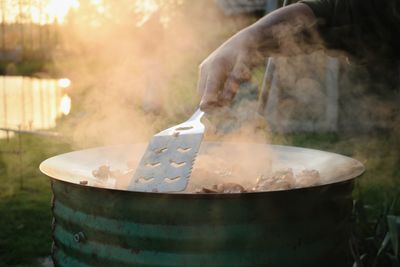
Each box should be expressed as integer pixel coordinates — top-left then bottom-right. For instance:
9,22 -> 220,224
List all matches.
199,68 -> 226,110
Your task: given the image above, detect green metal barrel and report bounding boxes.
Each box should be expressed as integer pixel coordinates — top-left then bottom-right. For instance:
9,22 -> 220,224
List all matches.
50,179 -> 354,267
41,143 -> 364,267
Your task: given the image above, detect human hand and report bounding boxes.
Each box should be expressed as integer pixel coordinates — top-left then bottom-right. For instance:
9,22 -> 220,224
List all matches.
197,31 -> 259,111
196,3 -> 318,111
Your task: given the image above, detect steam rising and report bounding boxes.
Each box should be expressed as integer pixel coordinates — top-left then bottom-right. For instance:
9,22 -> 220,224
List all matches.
55,0 -> 256,147
51,0 -> 396,191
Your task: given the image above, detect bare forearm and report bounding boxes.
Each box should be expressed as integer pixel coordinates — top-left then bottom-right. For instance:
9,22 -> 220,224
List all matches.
197,3 -> 320,109
249,4 -> 319,56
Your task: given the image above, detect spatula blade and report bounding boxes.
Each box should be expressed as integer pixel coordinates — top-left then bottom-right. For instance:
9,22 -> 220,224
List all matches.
129,115 -> 204,192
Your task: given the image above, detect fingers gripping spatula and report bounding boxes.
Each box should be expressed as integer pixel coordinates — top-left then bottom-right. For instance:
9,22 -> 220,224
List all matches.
129,109 -> 205,192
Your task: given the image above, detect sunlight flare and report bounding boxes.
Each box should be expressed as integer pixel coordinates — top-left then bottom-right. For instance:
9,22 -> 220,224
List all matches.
58,78 -> 71,88
60,94 -> 72,115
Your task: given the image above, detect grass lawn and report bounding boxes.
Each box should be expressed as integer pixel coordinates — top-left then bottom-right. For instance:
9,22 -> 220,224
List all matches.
0,134 -> 71,267
0,130 -> 398,266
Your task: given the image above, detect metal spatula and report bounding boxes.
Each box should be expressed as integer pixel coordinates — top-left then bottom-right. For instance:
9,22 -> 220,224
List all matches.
128,109 -> 205,192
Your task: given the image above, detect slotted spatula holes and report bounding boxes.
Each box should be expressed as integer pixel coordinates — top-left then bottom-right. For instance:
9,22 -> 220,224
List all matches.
145,162 -> 161,168
170,160 -> 186,168
175,126 -> 194,131
137,176 -> 154,183
177,147 -> 191,153
156,147 -> 168,154
130,108 -> 204,192
164,176 -> 181,183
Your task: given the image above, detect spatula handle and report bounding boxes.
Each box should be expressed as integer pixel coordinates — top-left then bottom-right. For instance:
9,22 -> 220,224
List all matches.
188,108 -> 204,122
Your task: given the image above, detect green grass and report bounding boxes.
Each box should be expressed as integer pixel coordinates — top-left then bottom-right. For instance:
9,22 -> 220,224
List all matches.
0,60 -> 54,76
272,131 -> 400,266
0,134 -> 71,267
0,130 -> 399,266
273,131 -> 400,206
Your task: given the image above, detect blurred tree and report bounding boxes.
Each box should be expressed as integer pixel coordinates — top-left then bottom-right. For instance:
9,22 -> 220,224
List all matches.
1,0 -> 6,51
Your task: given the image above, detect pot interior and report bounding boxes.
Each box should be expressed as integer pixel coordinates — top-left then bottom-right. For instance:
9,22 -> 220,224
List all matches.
40,142 -> 364,193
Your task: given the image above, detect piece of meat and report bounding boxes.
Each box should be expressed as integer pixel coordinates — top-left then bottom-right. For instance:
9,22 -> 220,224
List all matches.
215,183 -> 246,193
195,182 -> 246,193
92,165 -> 111,179
254,169 -> 295,192
295,169 -> 321,188
195,187 -> 218,193
93,158 -> 321,193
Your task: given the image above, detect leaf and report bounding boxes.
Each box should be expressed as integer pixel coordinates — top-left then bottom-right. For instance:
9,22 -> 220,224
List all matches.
387,215 -> 400,258
389,196 -> 398,214
377,233 -> 391,257
353,254 -> 367,267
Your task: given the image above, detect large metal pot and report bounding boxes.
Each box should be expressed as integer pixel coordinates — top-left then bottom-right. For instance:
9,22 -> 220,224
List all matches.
40,142 -> 364,267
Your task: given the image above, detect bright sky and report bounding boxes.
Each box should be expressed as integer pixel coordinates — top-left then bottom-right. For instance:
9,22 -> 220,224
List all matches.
0,0 -> 163,25
42,0 -> 80,24
0,0 -> 79,24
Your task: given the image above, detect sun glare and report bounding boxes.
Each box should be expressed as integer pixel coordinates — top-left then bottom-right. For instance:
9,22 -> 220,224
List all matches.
1,0 -> 180,26
1,0 -> 80,24
45,0 -> 80,24
58,78 -> 71,88
134,0 -> 160,27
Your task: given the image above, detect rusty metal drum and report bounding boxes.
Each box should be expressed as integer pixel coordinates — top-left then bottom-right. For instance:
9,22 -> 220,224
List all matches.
40,142 -> 364,267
